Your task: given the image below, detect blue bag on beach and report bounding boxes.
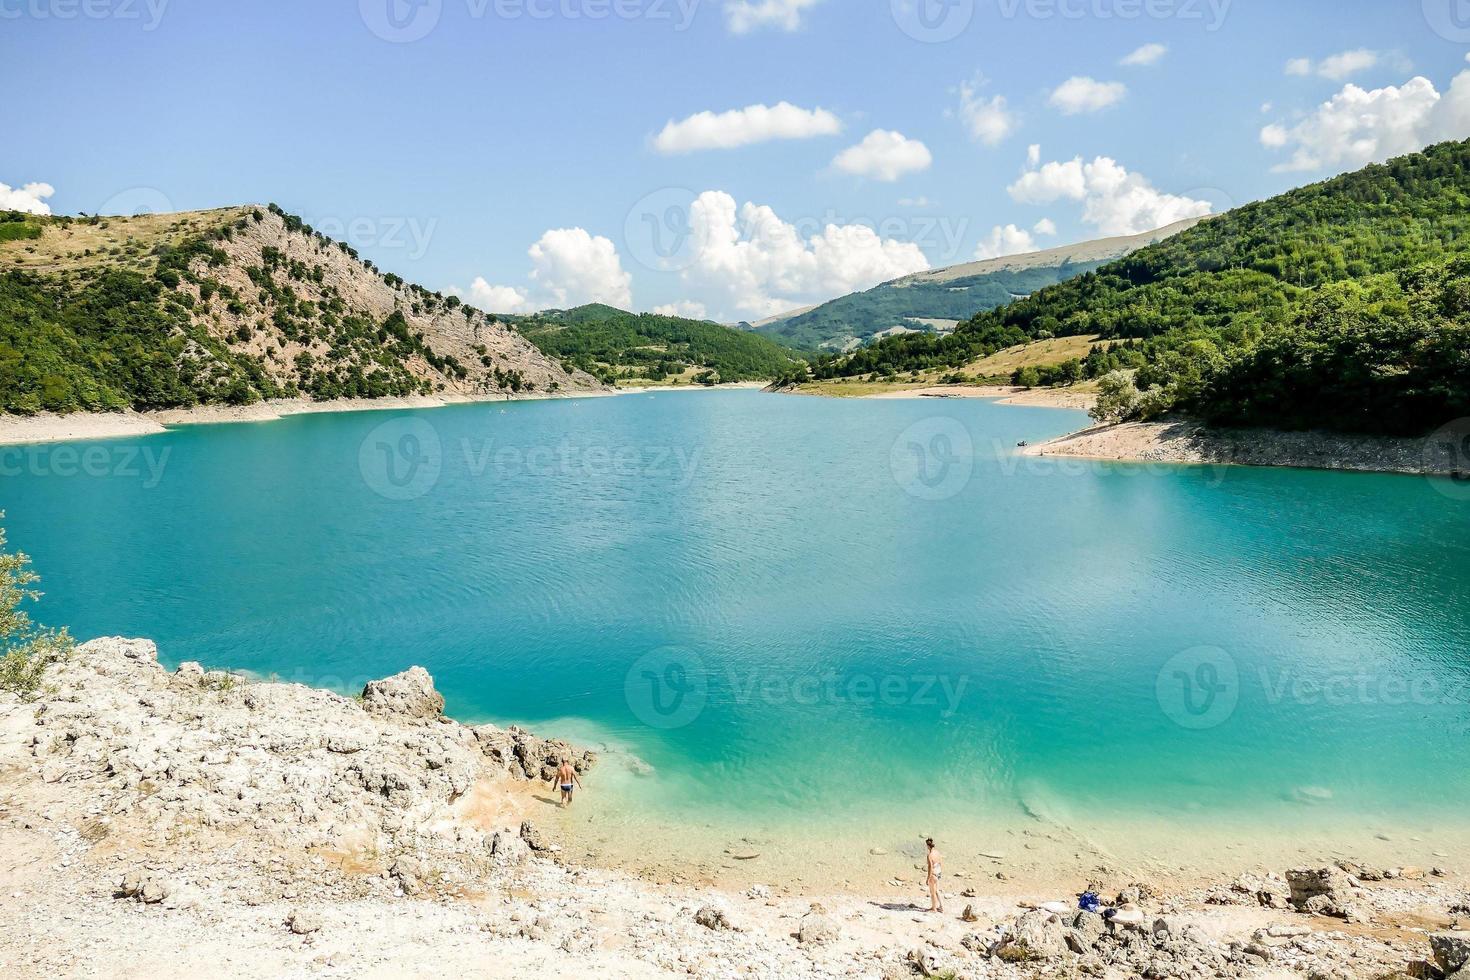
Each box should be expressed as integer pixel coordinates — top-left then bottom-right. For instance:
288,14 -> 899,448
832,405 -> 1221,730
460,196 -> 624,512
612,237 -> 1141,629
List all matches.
1078,891 -> 1102,914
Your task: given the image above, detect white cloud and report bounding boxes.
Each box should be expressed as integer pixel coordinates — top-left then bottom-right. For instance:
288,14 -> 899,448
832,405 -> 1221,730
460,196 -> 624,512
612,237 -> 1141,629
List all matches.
529,227 -> 633,310
725,0 -> 820,33
1033,217 -> 1058,236
673,190 -> 930,320
1026,144 -> 1041,167
898,196 -> 933,208
1121,43 -> 1167,67
652,301 -> 709,319
1259,123 -> 1290,148
1261,68 -> 1470,172
1008,151 -> 1213,236
1287,50 -> 1382,82
654,102 -> 841,154
457,228 -> 634,314
463,278 -> 532,314
1317,49 -> 1379,81
1048,76 -> 1127,115
958,80 -> 1017,146
0,181 -> 55,215
831,129 -> 933,182
974,225 -> 1038,260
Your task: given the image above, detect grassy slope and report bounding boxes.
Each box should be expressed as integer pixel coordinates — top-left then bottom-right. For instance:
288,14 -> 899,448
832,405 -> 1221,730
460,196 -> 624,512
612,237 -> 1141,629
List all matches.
511,303 -> 802,383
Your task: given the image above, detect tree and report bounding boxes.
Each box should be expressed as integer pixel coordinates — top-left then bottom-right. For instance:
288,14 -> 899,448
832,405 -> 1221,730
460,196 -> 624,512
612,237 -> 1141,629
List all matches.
1014,366 -> 1042,389
0,517 -> 73,700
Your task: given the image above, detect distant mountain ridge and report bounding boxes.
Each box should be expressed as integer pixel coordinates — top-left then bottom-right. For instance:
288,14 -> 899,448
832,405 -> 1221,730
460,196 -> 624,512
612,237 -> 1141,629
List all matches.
509,303 -> 801,385
0,205 -> 601,414
751,219 -> 1203,351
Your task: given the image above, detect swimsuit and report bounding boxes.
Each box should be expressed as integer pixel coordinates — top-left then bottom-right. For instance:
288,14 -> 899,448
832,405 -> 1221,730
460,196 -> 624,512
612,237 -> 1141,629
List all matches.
561,783 -> 574,792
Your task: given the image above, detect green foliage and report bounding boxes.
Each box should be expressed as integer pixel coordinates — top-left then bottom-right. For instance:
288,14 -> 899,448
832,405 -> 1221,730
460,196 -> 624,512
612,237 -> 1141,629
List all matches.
822,139 -> 1470,435
0,517 -> 73,701
512,303 -> 800,382
0,211 -> 42,243
757,262 -> 1112,351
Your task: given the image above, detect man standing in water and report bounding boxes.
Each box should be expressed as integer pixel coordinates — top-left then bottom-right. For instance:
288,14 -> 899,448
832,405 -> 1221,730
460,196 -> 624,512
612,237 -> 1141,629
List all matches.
925,838 -> 944,914
555,758 -> 582,808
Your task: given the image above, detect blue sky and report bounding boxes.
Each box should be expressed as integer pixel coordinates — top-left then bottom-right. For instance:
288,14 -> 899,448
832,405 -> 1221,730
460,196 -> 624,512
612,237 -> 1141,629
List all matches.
7,0 -> 1470,320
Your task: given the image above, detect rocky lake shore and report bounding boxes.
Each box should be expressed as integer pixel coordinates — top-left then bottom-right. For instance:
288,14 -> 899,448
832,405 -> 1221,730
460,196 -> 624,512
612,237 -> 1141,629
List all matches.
1,637 -> 1466,979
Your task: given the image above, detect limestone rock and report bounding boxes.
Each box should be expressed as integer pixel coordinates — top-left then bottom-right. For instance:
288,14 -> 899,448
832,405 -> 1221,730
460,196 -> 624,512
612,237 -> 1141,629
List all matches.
360,667 -> 444,721
694,905 -> 733,931
1287,867 -> 1352,910
797,904 -> 840,945
288,909 -> 322,935
997,909 -> 1069,961
1433,932 -> 1470,974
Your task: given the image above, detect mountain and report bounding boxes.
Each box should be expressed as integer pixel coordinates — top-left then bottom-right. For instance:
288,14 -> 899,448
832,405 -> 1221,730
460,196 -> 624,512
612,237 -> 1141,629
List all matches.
814,140 -> 1470,436
509,303 -> 803,385
0,205 -> 602,414
751,219 -> 1202,352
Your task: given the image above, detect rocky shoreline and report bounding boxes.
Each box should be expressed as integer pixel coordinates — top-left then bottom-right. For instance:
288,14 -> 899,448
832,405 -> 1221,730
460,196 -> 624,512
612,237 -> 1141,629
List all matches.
1,638 -> 1466,978
0,390 -> 626,448
1024,418 -> 1464,478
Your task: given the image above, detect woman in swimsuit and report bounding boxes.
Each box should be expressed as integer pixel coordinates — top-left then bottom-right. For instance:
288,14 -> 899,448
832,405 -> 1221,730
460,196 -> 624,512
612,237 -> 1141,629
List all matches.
926,837 -> 944,914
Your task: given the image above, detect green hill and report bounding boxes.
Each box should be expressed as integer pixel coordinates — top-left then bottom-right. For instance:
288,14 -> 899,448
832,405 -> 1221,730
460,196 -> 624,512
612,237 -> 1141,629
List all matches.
752,220 -> 1200,352
510,304 -> 802,385
0,205 -> 598,414
809,140 -> 1470,436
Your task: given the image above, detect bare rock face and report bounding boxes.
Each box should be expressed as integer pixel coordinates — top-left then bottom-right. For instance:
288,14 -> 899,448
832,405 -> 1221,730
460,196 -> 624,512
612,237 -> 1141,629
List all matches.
360,667 -> 444,721
1434,932 -> 1470,975
23,638 -> 593,902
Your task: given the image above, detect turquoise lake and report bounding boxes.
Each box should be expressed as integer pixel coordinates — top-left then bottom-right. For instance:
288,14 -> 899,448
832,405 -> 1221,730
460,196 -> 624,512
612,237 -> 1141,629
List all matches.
4,391 -> 1469,885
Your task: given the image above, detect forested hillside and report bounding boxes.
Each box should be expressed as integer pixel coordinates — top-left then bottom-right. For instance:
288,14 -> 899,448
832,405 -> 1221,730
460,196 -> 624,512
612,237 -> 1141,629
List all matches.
0,206 -> 599,414
800,140 -> 1470,435
755,220 -> 1199,352
512,304 -> 801,385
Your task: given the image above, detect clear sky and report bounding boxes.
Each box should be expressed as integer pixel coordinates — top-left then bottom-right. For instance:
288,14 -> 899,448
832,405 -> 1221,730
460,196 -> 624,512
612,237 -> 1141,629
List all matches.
7,0 -> 1470,321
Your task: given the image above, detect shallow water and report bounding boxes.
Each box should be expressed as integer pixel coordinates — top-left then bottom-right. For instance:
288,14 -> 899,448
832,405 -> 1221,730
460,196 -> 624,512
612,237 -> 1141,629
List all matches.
5,391 -> 1468,887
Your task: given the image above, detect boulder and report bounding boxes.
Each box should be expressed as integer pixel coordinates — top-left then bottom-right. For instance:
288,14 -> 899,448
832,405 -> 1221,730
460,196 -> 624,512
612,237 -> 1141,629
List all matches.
1072,909 -> 1106,944
996,910 -> 1069,961
519,820 -> 556,853
360,667 -> 444,721
694,905 -> 733,931
1286,867 -> 1352,909
288,909 -> 321,935
1432,932 -> 1470,974
797,904 -> 840,945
